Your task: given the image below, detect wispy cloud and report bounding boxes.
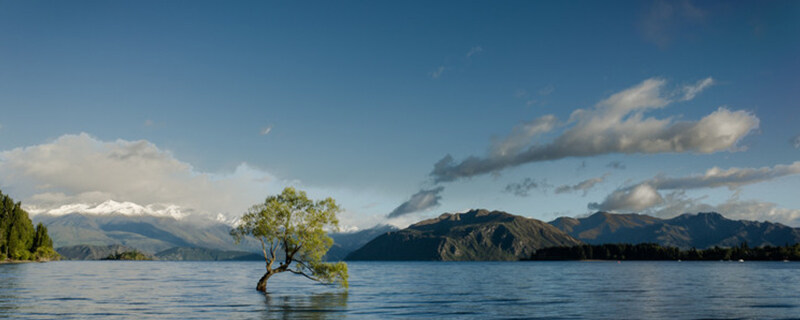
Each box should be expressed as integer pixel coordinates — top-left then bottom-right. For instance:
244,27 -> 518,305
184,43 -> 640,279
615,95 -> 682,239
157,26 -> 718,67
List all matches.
260,125 -> 273,135
504,178 -> 549,197
143,119 -> 155,127
555,174 -> 608,196
432,77 -> 758,182
606,161 -> 626,170
466,46 -> 483,58
792,135 -> 800,149
430,66 -> 445,79
538,84 -> 555,96
680,77 -> 714,101
387,187 -> 444,218
639,0 -> 706,48
490,115 -> 558,158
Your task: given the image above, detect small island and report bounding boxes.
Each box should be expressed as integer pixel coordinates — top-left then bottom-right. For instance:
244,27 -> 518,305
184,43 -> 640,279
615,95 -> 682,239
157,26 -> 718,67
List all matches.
103,250 -> 152,261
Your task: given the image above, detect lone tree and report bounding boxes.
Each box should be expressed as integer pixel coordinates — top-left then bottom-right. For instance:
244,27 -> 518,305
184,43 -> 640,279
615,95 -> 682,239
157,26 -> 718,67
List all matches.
231,187 -> 348,292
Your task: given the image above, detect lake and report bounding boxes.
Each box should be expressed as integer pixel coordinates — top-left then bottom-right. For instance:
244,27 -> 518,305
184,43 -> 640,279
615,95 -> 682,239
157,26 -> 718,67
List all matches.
1,261 -> 799,319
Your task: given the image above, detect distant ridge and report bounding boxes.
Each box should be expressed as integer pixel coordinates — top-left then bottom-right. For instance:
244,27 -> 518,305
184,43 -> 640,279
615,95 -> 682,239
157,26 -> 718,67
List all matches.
326,224 -> 398,261
549,211 -> 800,249
347,209 -> 581,261
154,247 -> 262,261
33,213 -> 263,254
57,244 -> 139,260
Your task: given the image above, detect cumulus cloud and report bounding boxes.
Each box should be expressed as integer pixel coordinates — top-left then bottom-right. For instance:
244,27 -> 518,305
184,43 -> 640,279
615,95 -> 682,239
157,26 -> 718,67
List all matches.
504,178 -> 549,197
590,161 -> 800,213
555,174 -> 608,196
589,184 -> 664,212
0,133 -> 284,219
606,161 -> 626,170
431,78 -> 758,182
387,187 -> 444,218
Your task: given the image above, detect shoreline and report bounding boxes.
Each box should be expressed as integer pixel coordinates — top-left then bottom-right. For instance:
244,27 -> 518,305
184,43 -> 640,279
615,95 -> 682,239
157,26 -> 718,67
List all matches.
0,259 -> 54,265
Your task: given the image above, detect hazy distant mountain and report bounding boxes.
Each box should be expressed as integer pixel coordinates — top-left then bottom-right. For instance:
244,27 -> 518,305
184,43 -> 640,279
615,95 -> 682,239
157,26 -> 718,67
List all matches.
57,244 -> 140,260
34,211 -> 393,260
33,213 -> 262,254
154,247 -> 263,261
347,209 -> 581,261
325,224 -> 398,261
550,212 -> 800,249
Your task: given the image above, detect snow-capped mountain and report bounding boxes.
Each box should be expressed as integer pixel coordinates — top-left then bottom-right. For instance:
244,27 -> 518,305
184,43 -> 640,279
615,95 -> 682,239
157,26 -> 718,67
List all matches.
26,200 -> 189,220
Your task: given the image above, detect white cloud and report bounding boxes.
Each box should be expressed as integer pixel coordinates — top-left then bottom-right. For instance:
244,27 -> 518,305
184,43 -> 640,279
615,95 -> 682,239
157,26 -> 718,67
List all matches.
589,184 -> 664,212
432,77 -> 759,182
430,66 -> 445,79
0,133 -> 283,220
792,135 -> 800,149
144,119 -> 155,127
260,125 -> 273,135
680,77 -> 714,101
0,133 -> 397,229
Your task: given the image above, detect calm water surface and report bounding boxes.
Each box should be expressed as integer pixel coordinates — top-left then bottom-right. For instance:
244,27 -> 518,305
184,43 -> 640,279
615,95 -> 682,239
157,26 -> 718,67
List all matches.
1,261 -> 799,319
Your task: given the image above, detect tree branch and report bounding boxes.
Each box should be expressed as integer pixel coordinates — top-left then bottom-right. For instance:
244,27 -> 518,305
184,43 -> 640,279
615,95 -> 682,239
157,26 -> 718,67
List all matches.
288,269 -> 320,282
259,237 -> 269,269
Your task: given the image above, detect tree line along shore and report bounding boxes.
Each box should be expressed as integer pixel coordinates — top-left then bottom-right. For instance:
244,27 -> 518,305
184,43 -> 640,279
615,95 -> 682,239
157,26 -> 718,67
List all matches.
528,242 -> 800,261
0,190 -> 59,262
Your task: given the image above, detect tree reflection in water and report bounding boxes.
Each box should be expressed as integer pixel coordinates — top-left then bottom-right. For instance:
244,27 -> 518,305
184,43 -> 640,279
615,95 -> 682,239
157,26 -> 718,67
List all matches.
263,291 -> 348,320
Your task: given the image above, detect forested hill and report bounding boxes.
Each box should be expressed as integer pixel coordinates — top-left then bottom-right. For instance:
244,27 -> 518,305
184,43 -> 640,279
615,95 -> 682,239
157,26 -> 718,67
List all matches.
0,190 -> 59,261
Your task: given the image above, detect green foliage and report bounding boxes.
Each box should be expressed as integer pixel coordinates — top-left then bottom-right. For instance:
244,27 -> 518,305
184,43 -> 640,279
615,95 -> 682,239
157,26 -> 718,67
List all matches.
529,242 -> 800,261
231,187 -> 348,290
0,189 -> 58,261
33,246 -> 60,261
32,223 -> 53,250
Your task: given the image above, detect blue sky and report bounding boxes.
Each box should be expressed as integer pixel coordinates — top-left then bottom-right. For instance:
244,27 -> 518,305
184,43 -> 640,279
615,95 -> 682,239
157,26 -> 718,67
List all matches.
0,1 -> 798,228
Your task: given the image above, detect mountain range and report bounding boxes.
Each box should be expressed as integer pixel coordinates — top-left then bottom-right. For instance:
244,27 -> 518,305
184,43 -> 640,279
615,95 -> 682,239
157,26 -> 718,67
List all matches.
35,208 -> 800,261
33,213 -> 260,254
34,212 -> 395,261
550,211 -> 800,249
347,209 -> 581,261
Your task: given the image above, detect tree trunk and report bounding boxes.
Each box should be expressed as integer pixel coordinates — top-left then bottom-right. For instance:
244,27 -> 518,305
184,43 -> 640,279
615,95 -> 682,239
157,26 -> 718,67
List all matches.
256,271 -> 272,292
